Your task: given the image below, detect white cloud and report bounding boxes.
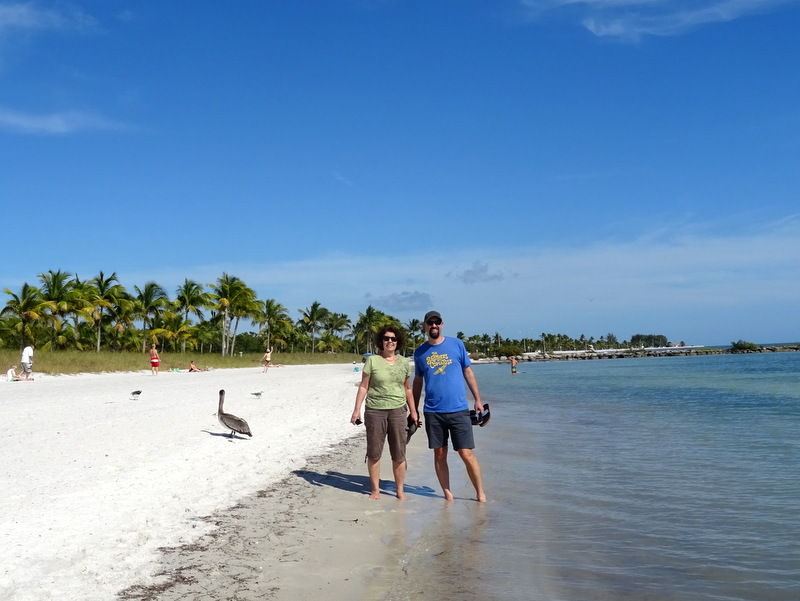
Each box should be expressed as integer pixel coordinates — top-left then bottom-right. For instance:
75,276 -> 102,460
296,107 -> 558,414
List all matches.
114,217 -> 800,345
0,2 -> 97,34
519,0 -> 798,39
453,261 -> 508,284
0,106 -> 128,134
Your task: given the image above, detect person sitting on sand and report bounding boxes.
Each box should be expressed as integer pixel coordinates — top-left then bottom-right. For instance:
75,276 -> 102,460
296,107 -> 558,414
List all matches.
350,325 -> 418,500
188,361 -> 202,372
7,365 -> 19,382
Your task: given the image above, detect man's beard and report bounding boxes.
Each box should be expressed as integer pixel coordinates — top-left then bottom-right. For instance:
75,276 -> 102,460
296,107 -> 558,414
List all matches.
429,328 -> 441,340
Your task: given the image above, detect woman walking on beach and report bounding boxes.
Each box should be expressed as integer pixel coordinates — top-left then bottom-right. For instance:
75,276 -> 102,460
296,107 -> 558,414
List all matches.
351,325 -> 418,499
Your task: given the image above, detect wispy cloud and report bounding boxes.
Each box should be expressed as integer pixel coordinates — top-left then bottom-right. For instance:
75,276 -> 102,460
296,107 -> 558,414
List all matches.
364,290 -> 433,312
0,106 -> 128,134
452,261 -> 509,284
0,2 -> 97,34
519,0 -> 798,40
112,216 -> 800,345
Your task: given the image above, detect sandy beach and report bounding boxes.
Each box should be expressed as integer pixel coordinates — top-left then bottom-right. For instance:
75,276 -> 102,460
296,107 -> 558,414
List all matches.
0,363 -> 443,601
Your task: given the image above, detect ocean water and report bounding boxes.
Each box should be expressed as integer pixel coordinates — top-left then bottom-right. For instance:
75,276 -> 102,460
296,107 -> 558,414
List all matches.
386,353 -> 800,601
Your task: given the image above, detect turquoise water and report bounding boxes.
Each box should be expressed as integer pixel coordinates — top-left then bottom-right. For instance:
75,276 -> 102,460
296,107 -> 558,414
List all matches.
389,353 -> 800,601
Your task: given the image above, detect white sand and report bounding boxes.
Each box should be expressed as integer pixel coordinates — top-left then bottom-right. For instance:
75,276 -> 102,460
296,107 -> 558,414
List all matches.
0,363 -> 364,601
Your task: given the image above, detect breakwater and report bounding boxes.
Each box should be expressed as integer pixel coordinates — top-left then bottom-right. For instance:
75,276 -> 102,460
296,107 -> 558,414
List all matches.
474,345 -> 800,363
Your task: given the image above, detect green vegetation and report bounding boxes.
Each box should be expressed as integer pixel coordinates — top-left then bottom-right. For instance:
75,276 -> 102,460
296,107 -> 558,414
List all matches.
630,334 -> 669,348
0,349 -> 362,375
1,269 -> 678,367
730,339 -> 760,352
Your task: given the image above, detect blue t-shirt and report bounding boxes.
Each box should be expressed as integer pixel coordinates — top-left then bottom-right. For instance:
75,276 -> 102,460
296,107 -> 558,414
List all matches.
414,336 -> 471,413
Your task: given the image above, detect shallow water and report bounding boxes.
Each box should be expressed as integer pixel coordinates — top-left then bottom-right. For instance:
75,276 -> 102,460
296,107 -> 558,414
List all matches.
385,353 -> 800,601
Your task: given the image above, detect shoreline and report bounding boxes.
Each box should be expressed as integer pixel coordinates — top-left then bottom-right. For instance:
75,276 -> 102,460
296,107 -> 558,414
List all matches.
118,430 -> 439,601
2,362 -> 476,601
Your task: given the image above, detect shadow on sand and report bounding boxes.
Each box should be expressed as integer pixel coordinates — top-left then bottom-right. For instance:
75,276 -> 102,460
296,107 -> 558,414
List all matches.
292,468 -> 438,498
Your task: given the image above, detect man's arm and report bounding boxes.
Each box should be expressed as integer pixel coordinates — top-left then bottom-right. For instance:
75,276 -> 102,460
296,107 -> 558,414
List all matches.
412,374 -> 423,416
463,366 -> 484,412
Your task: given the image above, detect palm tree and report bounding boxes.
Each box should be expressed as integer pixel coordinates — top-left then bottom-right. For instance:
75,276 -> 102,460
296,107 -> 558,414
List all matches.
88,271 -> 127,352
323,312 -> 351,350
404,318 -> 423,353
354,305 -> 395,354
253,298 -> 292,351
228,284 -> 259,356
298,301 -> 330,353
208,274 -> 257,355
1,283 -> 55,348
174,279 -> 209,353
134,281 -> 169,351
66,275 -> 97,350
38,269 -> 76,349
208,273 -> 239,356
151,311 -> 196,352
317,331 -> 345,353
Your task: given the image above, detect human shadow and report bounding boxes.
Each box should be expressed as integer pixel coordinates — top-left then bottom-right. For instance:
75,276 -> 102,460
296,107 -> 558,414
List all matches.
292,469 -> 438,498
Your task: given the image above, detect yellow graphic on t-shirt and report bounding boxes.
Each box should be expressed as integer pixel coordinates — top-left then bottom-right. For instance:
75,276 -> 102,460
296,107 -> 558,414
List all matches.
426,352 -> 452,375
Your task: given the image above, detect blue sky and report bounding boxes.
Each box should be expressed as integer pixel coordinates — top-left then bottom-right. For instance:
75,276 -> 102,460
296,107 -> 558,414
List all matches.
2,0 -> 799,346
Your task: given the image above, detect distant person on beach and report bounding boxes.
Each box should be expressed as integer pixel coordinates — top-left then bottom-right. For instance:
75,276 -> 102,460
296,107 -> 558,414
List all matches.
412,311 -> 487,503
510,355 -> 518,374
7,365 -> 20,381
351,325 -> 418,500
20,344 -> 34,380
149,344 -> 160,376
188,361 -> 201,372
262,347 -> 274,372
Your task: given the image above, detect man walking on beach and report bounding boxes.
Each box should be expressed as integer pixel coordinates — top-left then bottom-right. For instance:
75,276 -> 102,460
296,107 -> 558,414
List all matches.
20,344 -> 34,381
412,311 -> 487,503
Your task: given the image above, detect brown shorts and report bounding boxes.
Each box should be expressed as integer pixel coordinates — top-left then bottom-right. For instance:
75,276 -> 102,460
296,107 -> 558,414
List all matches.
364,406 -> 407,462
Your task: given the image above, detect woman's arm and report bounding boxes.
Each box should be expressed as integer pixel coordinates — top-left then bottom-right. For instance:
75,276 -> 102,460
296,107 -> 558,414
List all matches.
351,371 -> 371,424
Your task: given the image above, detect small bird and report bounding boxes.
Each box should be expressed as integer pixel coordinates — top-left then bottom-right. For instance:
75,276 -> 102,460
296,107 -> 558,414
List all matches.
251,391 -> 263,399
217,389 -> 252,438
130,390 -> 142,400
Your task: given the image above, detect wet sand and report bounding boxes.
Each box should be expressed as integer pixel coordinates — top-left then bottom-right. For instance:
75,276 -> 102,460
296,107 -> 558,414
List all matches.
117,429 -> 440,600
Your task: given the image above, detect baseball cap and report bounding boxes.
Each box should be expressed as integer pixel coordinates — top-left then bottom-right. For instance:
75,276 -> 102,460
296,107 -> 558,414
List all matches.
424,310 -> 442,322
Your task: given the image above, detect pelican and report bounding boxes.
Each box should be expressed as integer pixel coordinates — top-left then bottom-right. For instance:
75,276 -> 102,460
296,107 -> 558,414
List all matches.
130,390 -> 142,400
217,389 -> 252,438
251,390 -> 263,399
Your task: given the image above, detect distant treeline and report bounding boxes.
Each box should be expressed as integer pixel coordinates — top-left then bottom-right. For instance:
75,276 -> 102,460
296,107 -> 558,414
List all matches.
2,269 -> 677,358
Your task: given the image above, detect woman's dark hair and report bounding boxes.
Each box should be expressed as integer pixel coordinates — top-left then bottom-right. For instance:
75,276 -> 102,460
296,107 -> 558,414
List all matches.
374,324 -> 406,353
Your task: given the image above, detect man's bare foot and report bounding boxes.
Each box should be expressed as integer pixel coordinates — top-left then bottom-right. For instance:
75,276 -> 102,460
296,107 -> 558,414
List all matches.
443,490 -> 455,502
369,491 -> 381,500
477,493 -> 487,503
396,491 -> 406,500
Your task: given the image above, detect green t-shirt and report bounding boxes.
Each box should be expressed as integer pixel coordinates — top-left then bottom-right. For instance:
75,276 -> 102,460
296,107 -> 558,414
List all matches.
364,354 -> 411,410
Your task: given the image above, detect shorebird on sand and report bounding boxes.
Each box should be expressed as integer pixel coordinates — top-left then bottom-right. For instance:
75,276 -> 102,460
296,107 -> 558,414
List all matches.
130,390 -> 142,400
217,389 -> 252,438
251,390 -> 263,399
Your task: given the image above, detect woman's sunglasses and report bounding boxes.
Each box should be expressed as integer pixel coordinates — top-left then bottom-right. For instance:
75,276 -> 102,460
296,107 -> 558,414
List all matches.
382,336 -> 398,342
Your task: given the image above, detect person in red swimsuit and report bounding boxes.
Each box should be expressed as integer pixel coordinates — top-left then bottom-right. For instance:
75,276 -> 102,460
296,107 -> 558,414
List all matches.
149,344 -> 160,376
